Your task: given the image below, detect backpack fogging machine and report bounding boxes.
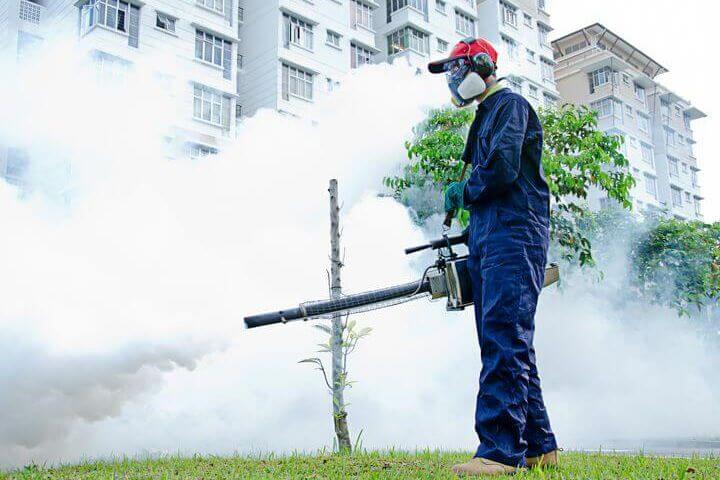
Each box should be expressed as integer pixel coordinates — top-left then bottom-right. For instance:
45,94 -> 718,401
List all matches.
244,231 -> 559,329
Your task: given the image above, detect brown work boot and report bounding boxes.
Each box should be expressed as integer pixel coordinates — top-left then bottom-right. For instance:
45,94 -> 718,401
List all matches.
451,457 -> 518,477
526,449 -> 559,469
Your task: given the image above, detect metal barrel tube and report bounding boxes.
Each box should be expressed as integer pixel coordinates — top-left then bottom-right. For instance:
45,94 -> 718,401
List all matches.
244,280 -> 430,329
303,280 -> 430,318
244,307 -> 305,329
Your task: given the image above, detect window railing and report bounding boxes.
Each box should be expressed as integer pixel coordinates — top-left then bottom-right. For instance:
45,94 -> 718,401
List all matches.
19,0 -> 43,24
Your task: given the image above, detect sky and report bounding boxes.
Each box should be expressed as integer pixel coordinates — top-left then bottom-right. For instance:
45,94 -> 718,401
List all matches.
550,0 -> 719,221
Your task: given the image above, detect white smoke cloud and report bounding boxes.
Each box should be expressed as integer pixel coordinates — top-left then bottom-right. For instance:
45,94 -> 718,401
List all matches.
1,41 -> 718,469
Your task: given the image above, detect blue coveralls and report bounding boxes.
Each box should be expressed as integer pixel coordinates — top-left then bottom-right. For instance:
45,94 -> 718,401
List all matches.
462,88 -> 557,467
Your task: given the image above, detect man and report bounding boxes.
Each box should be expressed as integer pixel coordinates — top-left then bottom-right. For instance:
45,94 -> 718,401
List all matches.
428,38 -> 558,476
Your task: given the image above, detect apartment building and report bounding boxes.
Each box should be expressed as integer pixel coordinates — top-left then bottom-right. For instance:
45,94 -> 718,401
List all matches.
476,0 -> 559,110
239,0 -> 556,118
0,0 -> 241,188
552,23 -> 706,219
238,0 -> 375,119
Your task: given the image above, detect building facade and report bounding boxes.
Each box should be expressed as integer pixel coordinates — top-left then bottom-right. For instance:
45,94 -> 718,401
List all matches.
238,0 -> 557,118
1,0 -> 242,188
1,0 -> 558,185
476,0 -> 559,111
552,23 -> 706,219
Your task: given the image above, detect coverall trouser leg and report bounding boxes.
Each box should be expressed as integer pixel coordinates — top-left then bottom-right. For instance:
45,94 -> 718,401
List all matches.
468,227 -> 557,467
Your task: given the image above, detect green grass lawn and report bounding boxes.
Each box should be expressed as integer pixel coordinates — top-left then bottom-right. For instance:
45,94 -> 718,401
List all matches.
2,451 -> 719,479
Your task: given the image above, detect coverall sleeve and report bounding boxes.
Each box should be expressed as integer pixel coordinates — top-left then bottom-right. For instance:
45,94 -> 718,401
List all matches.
464,98 -> 529,205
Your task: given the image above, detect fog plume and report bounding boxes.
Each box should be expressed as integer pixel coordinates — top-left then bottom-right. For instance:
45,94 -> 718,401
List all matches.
1,42 -> 718,469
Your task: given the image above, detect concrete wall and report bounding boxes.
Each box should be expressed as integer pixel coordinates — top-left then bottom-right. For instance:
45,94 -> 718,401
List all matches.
238,0 -> 278,116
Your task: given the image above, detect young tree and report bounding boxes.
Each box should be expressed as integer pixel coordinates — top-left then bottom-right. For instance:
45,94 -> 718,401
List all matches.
385,104 -> 635,266
299,180 -> 371,453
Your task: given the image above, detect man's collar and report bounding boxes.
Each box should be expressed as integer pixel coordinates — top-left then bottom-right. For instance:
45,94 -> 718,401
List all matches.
477,83 -> 507,106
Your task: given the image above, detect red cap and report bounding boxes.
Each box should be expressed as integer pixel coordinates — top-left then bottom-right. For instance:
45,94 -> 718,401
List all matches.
428,38 -> 498,74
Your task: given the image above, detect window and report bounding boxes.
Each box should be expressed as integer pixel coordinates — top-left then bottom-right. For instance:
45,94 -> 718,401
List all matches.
389,0 -> 428,15
675,105 -> 682,117
694,197 -> 702,216
612,131 -> 627,156
625,105 -> 633,118
622,73 -> 631,85
685,191 -> 691,203
4,148 -> 29,181
611,99 -> 623,124
640,143 -> 654,167
350,42 -> 373,68
691,169 -> 699,187
564,41 -> 587,55
16,31 -> 42,62
195,30 -> 233,79
502,36 -> 518,62
189,143 -> 218,160
507,77 -> 522,94
283,13 -> 314,50
502,2 -> 517,27
529,85 -> 538,99
682,162 -> 688,174
236,52 -> 243,70
326,30 -> 341,48
661,100 -> 670,124
388,27 -> 429,55
193,84 -> 231,128
637,113 -> 650,134
281,63 -> 314,101
80,0 -> 140,47
629,136 -> 637,149
351,0 -> 373,30
196,0 -> 225,14
538,25 -> 550,47
671,187 -> 682,207
455,10 -> 475,36
540,58 -> 554,82
526,48 -> 536,63
683,113 -> 691,130
235,104 -> 242,119
156,12 -> 175,33
668,157 -> 679,177
665,127 -> 676,147
644,174 -> 657,198
524,13 -> 533,27
326,77 -> 340,92
436,0 -> 446,13
588,67 -> 613,93
93,50 -> 131,81
437,38 -> 448,52
543,94 -> 556,109
634,83 -> 646,105
538,0 -> 547,11
591,98 -> 613,118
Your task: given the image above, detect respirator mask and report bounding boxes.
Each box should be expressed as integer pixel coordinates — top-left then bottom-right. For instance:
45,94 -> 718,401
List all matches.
445,53 -> 496,108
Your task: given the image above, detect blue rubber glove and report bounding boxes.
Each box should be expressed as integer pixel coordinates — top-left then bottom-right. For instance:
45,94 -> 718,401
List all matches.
444,180 -> 467,213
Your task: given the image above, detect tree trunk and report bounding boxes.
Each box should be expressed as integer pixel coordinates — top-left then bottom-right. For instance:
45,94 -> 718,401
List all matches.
328,179 -> 352,453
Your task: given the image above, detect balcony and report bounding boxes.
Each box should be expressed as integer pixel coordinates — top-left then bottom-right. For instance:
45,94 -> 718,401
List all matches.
387,6 -> 430,32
